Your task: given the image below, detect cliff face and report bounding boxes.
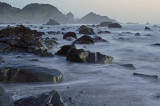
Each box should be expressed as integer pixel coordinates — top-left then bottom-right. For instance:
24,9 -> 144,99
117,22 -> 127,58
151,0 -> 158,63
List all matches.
76,12 -> 116,24
0,2 -> 117,24
0,2 -> 69,24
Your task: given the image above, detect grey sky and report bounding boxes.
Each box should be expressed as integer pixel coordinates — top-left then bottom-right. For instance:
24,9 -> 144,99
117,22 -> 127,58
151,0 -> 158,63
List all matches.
0,0 -> 160,24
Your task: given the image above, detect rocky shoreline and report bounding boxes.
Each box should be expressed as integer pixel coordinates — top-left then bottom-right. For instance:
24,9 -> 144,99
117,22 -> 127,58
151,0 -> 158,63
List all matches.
0,23 -> 160,106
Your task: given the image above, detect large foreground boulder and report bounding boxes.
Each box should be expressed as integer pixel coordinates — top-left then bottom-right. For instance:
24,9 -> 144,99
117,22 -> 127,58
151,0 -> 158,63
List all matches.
0,66 -> 63,83
108,23 -> 122,28
72,35 -> 107,45
15,90 -> 67,106
0,25 -> 56,56
0,86 -> 14,106
66,48 -> 113,64
78,25 -> 95,35
46,19 -> 60,25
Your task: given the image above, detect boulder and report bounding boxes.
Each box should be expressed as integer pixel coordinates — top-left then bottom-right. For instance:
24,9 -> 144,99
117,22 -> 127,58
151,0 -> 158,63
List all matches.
120,64 -> 136,69
66,48 -> 113,64
99,21 -> 112,27
108,23 -> 122,28
135,33 -> 141,36
46,19 -> 60,25
144,27 -> 152,31
72,35 -> 94,44
79,25 -> 95,35
0,86 -> 14,106
0,25 -> 54,56
133,73 -> 158,79
55,45 -> 76,56
72,35 -> 107,45
15,90 -> 67,106
63,32 -> 77,40
152,43 -> 160,46
97,31 -> 111,34
0,66 -> 63,83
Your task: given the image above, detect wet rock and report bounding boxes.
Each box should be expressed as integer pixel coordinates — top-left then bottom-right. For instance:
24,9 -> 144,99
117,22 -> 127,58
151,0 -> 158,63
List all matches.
152,43 -> 160,46
144,34 -> 152,36
93,36 -> 108,43
55,45 -> 76,56
79,25 -> 95,35
46,19 -> 60,25
99,21 -> 113,27
108,23 -> 122,28
0,42 -> 11,53
72,35 -> 94,44
0,56 -> 5,63
133,73 -> 158,79
0,25 -> 54,56
145,27 -> 152,31
0,66 -> 63,82
66,48 -> 113,64
97,31 -> 111,34
0,86 -> 14,106
44,37 -> 58,49
72,35 -> 107,45
63,32 -> 77,40
39,26 -> 43,29
15,90 -> 67,106
120,64 -> 136,69
135,33 -> 141,36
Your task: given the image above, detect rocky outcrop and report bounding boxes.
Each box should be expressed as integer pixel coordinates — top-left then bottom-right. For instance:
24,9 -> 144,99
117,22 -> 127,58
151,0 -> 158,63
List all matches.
76,12 -> 116,24
72,35 -> 107,45
0,56 -> 5,63
144,27 -> 152,31
79,25 -> 95,35
133,73 -> 158,79
46,19 -> 60,25
0,66 -> 63,83
120,64 -> 136,70
152,43 -> 160,46
108,23 -> 122,28
0,25 -> 56,57
98,31 -> 111,34
63,32 -> 77,40
0,86 -> 14,106
66,48 -> 113,64
55,45 -> 76,56
15,90 -> 67,106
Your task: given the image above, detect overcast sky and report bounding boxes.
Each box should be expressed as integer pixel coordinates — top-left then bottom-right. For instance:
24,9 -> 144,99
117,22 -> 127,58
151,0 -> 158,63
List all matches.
1,0 -> 159,24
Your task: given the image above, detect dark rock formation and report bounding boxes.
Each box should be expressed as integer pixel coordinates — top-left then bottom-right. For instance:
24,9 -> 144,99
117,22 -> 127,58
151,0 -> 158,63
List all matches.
108,23 -> 122,28
63,32 -> 77,40
0,66 -> 63,83
120,64 -> 136,69
56,45 -> 76,56
152,43 -> 160,46
0,2 -> 70,24
72,35 -> 107,45
66,48 -> 113,64
98,31 -> 111,34
135,33 -> 141,36
99,21 -> 113,27
79,25 -> 95,35
0,86 -> 14,106
144,27 -> 152,31
0,25 -> 56,56
76,12 -> 116,24
15,90 -> 67,106
133,73 -> 158,79
46,19 -> 60,25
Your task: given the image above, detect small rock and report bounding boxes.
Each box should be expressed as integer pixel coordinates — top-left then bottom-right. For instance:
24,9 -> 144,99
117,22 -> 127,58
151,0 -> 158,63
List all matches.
145,27 -> 152,31
79,25 -> 95,35
63,32 -> 77,40
135,33 -> 141,36
120,64 -> 136,69
108,23 -> 122,28
133,73 -> 158,79
46,19 -> 60,25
